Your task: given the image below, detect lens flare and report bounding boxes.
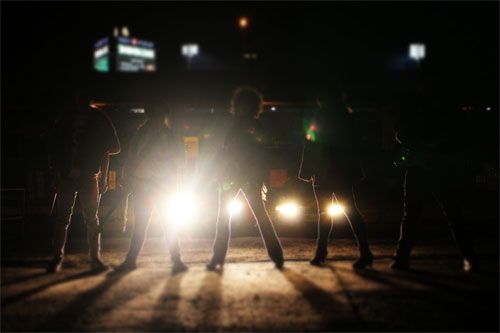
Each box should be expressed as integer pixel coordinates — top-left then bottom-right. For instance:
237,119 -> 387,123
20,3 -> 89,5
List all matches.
276,203 -> 299,217
228,200 -> 243,215
328,204 -> 344,216
165,193 -> 196,226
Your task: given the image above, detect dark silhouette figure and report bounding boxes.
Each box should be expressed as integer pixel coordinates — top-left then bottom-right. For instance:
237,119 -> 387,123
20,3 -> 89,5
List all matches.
300,88 -> 373,269
391,90 -> 480,272
115,100 -> 188,274
207,87 -> 284,270
46,93 -> 121,273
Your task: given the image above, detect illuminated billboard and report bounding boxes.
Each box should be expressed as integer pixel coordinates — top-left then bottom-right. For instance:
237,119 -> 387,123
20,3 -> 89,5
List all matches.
116,37 -> 156,72
94,37 -> 110,72
93,34 -> 156,73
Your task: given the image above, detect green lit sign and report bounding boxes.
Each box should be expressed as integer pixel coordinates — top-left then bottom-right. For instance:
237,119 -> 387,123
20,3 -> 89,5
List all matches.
94,57 -> 109,72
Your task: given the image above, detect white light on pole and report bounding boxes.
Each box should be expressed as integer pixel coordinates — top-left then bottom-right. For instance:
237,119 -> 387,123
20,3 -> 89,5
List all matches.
181,43 -> 199,69
409,43 -> 426,61
122,26 -> 130,37
181,44 -> 199,58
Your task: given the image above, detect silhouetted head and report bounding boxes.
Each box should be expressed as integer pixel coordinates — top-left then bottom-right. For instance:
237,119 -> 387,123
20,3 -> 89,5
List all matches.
230,86 -> 264,119
145,97 -> 171,128
70,90 -> 96,128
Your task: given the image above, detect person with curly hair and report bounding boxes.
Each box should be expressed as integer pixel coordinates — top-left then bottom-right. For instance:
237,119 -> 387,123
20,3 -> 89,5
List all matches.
206,87 -> 284,270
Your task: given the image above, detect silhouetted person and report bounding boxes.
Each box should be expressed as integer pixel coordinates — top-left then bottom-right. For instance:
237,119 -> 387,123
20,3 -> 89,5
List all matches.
301,88 -> 373,269
115,100 -> 188,274
391,90 -> 480,272
46,93 -> 121,273
207,87 -> 284,270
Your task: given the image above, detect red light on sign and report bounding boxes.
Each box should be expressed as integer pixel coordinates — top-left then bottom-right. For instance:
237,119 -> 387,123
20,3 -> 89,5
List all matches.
306,133 -> 311,141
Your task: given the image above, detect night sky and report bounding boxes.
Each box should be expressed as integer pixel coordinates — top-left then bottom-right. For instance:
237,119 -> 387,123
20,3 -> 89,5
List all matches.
2,1 -> 498,108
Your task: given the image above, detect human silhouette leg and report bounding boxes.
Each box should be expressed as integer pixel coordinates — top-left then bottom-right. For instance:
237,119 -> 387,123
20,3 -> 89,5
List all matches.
79,175 -> 108,271
242,184 -> 284,268
46,176 -> 77,273
434,179 -> 480,272
310,185 -> 333,266
117,190 -> 155,271
334,185 -> 373,269
391,169 -> 425,270
207,187 -> 238,270
161,217 -> 188,274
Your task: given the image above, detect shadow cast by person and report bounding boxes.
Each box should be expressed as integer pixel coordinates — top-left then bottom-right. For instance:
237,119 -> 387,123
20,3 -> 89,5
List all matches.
35,269 -> 132,331
149,270 -> 187,331
280,268 -> 365,331
1,269 -> 104,307
199,270 -> 223,331
1,258 -> 52,268
1,271 -> 48,287
339,266 -> 499,332
335,264 -> 498,299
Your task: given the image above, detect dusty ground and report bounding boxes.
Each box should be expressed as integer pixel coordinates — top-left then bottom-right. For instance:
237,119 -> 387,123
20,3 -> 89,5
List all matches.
1,237 -> 498,332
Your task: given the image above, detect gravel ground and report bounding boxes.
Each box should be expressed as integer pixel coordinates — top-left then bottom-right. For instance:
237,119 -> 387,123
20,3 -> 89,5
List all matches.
1,237 -> 498,332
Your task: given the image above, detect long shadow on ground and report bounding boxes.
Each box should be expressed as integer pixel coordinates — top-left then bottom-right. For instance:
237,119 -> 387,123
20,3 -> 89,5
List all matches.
2,270 -> 101,308
331,265 -> 499,331
281,268 -> 367,331
149,271 -> 186,331
35,270 -> 132,331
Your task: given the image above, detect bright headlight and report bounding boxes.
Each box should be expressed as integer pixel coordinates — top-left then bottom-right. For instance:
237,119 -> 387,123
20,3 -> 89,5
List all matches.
228,200 -> 243,215
165,192 -> 196,226
276,202 -> 299,217
328,204 -> 344,216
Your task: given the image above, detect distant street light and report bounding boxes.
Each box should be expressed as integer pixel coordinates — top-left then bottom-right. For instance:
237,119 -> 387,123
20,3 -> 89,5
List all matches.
238,17 -> 249,29
181,43 -> 199,69
182,44 -> 199,58
409,43 -> 426,61
238,17 -> 249,60
121,26 -> 130,37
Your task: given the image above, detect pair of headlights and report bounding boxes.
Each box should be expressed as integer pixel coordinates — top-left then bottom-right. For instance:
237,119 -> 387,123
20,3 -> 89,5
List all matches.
275,202 -> 344,218
164,193 -> 345,226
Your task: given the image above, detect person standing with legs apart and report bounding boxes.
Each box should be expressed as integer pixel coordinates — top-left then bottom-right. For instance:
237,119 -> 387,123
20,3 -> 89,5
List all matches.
116,99 -> 188,274
207,87 -> 284,270
300,86 -> 373,269
46,92 -> 121,273
391,86 -> 480,272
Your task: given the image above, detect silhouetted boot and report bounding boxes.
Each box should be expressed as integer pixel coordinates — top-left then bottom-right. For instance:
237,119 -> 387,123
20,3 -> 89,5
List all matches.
390,255 -> 410,270
310,230 -> 329,267
172,258 -> 189,274
87,227 -> 108,272
165,233 -> 188,274
46,222 -> 68,273
264,240 -> 283,269
310,245 -> 327,266
207,231 -> 229,271
46,258 -> 63,273
391,238 -> 412,270
206,251 -> 225,271
114,258 -> 138,272
352,250 -> 373,270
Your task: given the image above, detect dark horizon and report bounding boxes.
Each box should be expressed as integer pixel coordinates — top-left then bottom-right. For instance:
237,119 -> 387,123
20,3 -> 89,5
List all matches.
2,1 -> 499,109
